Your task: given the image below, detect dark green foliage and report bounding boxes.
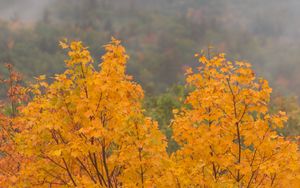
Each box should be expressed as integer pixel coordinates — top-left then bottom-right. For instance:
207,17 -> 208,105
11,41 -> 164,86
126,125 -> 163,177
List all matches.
270,94 -> 300,137
144,85 -> 188,153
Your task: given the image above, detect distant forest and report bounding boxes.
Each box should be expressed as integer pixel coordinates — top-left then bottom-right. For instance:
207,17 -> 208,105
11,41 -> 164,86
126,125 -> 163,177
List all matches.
1,0 -> 300,95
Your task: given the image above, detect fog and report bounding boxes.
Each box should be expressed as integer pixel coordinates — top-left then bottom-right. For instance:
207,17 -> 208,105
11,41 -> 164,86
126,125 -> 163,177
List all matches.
0,0 -> 52,21
2,0 -> 299,36
1,0 -> 299,36
1,0 -> 300,95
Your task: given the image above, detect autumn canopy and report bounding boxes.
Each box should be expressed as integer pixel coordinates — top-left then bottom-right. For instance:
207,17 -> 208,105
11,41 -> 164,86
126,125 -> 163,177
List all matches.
0,39 -> 299,187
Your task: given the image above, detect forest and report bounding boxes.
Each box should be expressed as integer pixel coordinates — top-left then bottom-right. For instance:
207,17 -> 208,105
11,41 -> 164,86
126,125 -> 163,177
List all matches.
0,0 -> 299,187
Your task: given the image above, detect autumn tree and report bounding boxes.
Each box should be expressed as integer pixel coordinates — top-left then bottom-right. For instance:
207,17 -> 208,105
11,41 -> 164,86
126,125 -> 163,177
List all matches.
2,38 -> 300,188
16,39 -> 168,187
0,64 -> 27,186
169,53 -> 300,187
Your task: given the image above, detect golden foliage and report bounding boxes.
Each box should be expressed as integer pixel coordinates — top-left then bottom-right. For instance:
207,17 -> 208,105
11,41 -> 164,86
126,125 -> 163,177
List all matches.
15,38 -> 168,187
169,53 -> 300,187
0,39 -> 299,187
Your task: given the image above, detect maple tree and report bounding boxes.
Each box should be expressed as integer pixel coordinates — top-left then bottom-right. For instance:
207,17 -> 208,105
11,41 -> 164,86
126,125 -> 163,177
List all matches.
15,38 -> 168,187
0,38 -> 299,187
0,64 -> 27,186
169,53 -> 300,187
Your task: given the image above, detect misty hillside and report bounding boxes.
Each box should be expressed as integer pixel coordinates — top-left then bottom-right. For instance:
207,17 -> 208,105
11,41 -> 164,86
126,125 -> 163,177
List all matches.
1,0 -> 300,95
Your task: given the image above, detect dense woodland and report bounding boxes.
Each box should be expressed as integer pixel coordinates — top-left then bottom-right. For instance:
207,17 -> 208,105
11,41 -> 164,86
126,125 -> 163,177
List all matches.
0,0 -> 300,187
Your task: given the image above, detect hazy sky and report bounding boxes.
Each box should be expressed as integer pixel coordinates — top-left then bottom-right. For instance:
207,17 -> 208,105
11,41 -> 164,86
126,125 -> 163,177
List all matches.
0,0 -> 52,21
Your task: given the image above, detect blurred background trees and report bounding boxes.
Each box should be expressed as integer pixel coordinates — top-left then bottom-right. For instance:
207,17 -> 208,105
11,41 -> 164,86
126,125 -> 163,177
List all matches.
0,0 -> 300,142
1,0 -> 300,94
